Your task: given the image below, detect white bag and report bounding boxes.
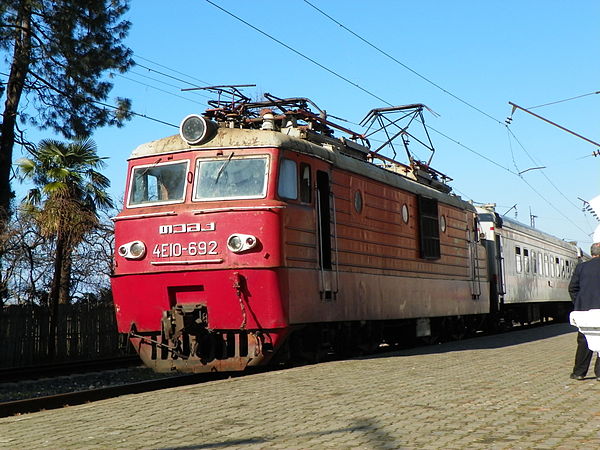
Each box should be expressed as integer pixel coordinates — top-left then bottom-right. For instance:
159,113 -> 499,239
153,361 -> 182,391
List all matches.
570,309 -> 600,351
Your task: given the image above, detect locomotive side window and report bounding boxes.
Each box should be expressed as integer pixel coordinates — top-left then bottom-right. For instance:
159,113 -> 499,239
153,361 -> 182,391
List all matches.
278,158 -> 298,200
515,247 -> 522,273
401,204 -> 409,224
128,160 -> 188,207
354,190 -> 363,213
194,156 -> 268,201
417,195 -> 440,260
300,163 -> 312,203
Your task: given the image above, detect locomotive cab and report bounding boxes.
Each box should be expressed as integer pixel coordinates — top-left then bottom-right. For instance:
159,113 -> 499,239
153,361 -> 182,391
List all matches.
112,126 -> 304,372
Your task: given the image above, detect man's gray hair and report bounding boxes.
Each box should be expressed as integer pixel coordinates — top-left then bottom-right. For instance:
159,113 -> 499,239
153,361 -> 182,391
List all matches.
591,242 -> 600,257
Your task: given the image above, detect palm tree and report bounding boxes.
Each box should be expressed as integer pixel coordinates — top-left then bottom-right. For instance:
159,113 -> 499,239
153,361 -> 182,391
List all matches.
17,138 -> 114,310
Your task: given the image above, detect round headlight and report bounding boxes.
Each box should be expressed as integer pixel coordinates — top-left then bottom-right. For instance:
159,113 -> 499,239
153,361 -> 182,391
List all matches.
179,114 -> 217,145
227,233 -> 258,253
118,240 -> 147,260
129,241 -> 146,258
227,235 -> 243,252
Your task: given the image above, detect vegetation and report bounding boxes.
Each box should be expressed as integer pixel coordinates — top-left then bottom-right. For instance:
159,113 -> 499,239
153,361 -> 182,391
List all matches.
17,138 -> 114,308
0,0 -> 132,310
0,0 -> 133,228
1,211 -> 114,307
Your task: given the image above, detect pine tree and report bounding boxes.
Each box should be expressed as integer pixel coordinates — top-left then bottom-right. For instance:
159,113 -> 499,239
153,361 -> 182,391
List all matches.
0,0 -> 133,229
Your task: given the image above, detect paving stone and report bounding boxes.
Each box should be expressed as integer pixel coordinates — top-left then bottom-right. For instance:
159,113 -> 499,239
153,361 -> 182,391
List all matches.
1,323 -> 599,449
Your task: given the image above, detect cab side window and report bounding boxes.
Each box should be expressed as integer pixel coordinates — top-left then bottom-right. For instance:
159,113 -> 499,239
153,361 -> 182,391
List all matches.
278,158 -> 298,200
299,163 -> 312,203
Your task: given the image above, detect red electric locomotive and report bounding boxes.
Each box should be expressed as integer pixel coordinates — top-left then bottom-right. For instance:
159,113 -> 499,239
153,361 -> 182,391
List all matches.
111,88 -> 489,372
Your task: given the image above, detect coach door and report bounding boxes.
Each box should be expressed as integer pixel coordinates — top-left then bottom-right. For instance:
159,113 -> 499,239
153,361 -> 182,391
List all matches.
468,225 -> 482,299
316,170 -> 338,300
495,235 -> 506,298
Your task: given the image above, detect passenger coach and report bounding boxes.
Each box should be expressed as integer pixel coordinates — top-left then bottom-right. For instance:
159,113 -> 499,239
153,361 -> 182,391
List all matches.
477,205 -> 578,323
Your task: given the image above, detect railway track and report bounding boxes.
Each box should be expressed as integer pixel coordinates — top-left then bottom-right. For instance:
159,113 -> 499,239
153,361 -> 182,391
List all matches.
0,320 -> 558,418
0,370 -> 261,418
0,355 -> 141,383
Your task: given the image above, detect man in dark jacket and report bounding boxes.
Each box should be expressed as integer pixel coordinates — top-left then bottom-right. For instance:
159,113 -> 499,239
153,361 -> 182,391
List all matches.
569,242 -> 600,380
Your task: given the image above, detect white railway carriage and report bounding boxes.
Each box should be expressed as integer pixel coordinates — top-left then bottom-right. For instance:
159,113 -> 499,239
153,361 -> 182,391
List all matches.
477,205 -> 578,323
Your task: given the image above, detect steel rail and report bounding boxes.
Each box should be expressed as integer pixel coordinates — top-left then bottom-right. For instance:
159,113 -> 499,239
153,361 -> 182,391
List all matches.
0,355 -> 141,383
0,369 -> 269,418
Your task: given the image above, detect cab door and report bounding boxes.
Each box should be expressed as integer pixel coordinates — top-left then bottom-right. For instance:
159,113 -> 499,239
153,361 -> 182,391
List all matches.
316,170 -> 338,300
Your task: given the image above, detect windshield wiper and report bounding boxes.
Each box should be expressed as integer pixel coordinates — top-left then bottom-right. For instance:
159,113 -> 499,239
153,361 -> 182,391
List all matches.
138,157 -> 163,177
215,152 -> 234,184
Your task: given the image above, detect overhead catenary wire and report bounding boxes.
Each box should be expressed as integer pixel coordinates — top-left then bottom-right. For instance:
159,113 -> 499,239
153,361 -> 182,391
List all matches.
201,0 -> 511,172
91,99 -> 178,128
517,173 -> 590,237
124,68 -> 212,102
5,6 -> 590,238
302,0 -> 598,225
203,0 -> 393,107
303,0 -> 505,126
528,90 -> 600,110
117,73 -> 204,105
202,1 -> 593,240
134,54 -> 211,87
0,70 -> 179,129
133,63 -> 212,101
506,128 -> 586,212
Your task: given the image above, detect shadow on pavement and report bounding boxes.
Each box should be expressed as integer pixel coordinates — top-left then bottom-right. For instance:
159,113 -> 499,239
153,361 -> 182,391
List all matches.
160,417 -> 399,450
361,322 -> 576,360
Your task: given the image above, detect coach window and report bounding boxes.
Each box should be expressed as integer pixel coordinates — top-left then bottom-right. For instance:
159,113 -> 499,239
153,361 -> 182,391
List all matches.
523,249 -> 530,273
299,163 -> 312,203
278,158 -> 298,200
538,253 -> 543,276
531,251 -> 537,274
544,254 -> 549,276
555,257 -> 561,278
515,247 -> 522,273
550,255 -> 555,277
566,260 -> 571,276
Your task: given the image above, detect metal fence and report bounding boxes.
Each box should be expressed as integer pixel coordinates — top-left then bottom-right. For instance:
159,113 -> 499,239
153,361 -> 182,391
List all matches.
0,304 -> 131,368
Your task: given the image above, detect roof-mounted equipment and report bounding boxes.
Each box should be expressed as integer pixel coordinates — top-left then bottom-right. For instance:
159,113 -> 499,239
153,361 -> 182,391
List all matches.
179,114 -> 218,145
361,104 -> 452,193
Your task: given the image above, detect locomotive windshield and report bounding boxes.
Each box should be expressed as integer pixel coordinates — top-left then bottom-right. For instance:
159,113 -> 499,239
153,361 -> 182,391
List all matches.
128,160 -> 188,207
194,155 -> 268,201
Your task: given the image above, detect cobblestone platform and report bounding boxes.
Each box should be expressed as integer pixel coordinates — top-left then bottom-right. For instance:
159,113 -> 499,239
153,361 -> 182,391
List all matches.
1,323 -> 599,449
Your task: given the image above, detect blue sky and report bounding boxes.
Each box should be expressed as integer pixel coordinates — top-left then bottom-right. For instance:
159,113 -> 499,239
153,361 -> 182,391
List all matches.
18,1 -> 600,247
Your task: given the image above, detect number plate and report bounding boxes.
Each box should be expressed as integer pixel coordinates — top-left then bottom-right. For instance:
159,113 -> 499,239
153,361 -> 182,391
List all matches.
152,241 -> 218,258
